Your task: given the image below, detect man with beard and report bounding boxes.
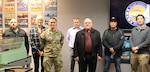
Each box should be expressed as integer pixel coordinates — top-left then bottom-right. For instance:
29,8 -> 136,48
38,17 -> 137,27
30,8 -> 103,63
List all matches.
2,19 -> 29,54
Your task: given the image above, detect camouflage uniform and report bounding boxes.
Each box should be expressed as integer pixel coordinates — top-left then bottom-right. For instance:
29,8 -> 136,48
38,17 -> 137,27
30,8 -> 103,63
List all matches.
40,29 -> 64,72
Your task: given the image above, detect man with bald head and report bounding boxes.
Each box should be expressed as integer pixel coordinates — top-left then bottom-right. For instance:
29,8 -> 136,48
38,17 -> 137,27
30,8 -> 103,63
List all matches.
74,18 -> 103,72
2,19 -> 29,54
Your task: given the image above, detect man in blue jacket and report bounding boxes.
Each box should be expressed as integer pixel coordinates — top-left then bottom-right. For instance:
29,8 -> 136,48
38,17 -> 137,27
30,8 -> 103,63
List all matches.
103,17 -> 124,72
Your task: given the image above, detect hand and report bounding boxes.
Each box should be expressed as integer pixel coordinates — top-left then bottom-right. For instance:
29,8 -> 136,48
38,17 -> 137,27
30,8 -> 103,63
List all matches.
97,56 -> 102,61
112,51 -> 116,55
134,49 -> 138,53
132,47 -> 136,52
109,48 -> 115,54
132,47 -> 139,53
38,51 -> 43,56
74,56 -> 79,61
132,47 -> 138,52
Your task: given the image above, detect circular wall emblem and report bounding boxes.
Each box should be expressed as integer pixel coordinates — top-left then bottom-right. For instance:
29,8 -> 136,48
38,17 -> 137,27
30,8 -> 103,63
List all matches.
125,1 -> 147,26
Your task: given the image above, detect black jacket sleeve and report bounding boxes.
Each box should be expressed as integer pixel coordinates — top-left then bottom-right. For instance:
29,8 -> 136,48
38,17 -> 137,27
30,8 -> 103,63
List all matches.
102,30 -> 112,48
97,31 -> 103,57
24,33 -> 29,54
73,32 -> 79,58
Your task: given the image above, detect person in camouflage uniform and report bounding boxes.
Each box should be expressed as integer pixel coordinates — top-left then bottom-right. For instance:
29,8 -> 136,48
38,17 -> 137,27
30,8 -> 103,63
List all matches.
40,18 -> 64,72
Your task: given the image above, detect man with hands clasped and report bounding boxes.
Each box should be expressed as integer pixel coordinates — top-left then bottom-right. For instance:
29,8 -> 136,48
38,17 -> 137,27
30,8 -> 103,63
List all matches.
130,14 -> 150,72
102,17 -> 124,72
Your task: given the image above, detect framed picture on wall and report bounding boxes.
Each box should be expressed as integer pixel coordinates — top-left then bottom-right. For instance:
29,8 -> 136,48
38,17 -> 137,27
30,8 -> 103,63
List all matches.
17,0 -> 28,11
44,11 -> 57,26
30,0 -> 42,11
4,0 -> 15,12
45,0 -> 57,11
4,12 -> 15,28
0,0 -> 2,12
17,12 -> 28,27
30,12 -> 42,27
121,36 -> 131,64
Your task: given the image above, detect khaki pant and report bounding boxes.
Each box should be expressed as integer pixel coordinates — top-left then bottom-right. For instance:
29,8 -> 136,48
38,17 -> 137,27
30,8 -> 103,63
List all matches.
43,55 -> 63,72
130,53 -> 149,72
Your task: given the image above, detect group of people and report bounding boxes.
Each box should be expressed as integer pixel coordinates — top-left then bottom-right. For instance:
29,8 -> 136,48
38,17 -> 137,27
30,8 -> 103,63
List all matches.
2,15 -> 63,72
1,14 -> 150,72
67,14 -> 150,72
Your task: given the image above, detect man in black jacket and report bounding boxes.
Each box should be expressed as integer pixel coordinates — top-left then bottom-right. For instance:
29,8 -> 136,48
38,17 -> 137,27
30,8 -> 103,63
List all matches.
74,18 -> 102,72
102,17 -> 124,72
2,19 -> 29,54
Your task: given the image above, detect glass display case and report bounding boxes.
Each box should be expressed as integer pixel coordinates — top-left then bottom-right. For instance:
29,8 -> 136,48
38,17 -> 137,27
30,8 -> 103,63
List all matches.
0,37 -> 27,64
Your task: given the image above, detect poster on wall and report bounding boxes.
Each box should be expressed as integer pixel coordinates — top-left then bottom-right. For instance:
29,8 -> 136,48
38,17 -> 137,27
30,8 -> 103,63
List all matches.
0,14 -> 2,28
0,0 -> 2,12
17,0 -> 28,11
30,12 -> 42,27
17,12 -> 28,27
30,0 -> 42,11
44,11 -> 57,26
4,0 -> 15,12
121,36 -> 131,64
4,12 -> 15,28
45,0 -> 57,11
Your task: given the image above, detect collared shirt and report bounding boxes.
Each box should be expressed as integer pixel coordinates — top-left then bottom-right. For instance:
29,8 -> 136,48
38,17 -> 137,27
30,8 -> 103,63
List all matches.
66,26 -> 83,48
137,24 -> 146,31
29,26 -> 47,53
85,31 -> 92,53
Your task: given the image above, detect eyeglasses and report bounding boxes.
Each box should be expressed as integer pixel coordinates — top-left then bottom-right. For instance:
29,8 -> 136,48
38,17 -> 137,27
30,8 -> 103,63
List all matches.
37,22 -> 42,23
85,22 -> 91,24
50,22 -> 56,23
10,22 -> 17,23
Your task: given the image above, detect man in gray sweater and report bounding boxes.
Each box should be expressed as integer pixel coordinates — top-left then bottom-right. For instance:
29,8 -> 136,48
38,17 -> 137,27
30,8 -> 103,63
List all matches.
130,14 -> 150,72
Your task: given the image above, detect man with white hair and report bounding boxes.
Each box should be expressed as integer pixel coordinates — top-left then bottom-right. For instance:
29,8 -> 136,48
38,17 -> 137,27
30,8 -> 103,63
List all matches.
29,14 -> 47,72
74,18 -> 103,72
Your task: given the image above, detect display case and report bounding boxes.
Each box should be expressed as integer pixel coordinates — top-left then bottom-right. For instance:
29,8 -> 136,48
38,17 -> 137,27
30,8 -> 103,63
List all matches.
0,37 -> 32,72
0,37 -> 27,64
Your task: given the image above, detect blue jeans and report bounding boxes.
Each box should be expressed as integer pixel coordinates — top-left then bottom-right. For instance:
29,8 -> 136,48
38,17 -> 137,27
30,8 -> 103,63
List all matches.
104,55 -> 121,72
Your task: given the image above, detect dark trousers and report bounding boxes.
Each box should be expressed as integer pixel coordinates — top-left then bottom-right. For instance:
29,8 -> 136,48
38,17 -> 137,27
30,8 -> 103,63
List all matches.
70,56 -> 75,72
33,53 -> 44,72
78,53 -> 97,72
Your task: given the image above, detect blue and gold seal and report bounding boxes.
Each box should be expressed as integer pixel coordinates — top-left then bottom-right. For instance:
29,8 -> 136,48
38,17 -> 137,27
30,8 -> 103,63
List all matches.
125,1 -> 147,26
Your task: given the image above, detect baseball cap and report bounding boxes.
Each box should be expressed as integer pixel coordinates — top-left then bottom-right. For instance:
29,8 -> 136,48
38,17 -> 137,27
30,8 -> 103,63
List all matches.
110,17 -> 117,22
